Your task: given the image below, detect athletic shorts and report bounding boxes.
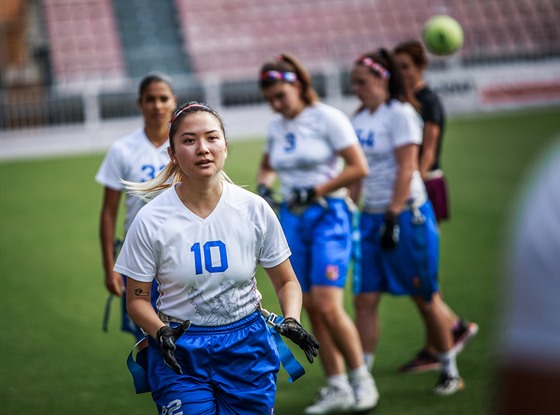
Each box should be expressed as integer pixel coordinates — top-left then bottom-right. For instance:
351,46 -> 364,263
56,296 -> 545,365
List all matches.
147,311 -> 280,415
280,198 -> 352,292
122,275 -> 159,341
354,202 -> 440,299
425,175 -> 450,222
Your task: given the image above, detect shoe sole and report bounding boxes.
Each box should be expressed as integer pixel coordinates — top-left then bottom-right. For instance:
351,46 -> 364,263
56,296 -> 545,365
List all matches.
452,323 -> 479,354
433,378 -> 465,396
354,401 -> 379,413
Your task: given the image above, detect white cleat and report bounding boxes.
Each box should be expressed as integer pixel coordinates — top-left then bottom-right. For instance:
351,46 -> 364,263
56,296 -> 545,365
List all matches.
433,374 -> 465,396
305,384 -> 356,414
351,373 -> 379,412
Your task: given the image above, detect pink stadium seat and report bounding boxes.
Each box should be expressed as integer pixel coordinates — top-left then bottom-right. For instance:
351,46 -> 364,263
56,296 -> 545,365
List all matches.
42,0 -> 125,84
43,0 -> 558,83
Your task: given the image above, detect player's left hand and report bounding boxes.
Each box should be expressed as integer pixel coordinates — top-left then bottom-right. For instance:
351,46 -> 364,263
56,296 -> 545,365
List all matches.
380,211 -> 399,250
257,184 -> 280,210
286,187 -> 316,210
275,317 -> 320,363
156,320 -> 191,375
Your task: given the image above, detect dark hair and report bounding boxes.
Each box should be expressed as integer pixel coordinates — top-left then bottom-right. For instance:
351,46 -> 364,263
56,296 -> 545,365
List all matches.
138,72 -> 175,98
394,40 -> 429,69
259,53 -> 318,106
355,48 -> 406,103
168,101 -> 227,150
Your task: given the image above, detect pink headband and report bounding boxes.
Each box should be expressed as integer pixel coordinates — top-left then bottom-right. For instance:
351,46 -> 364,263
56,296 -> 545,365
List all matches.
261,70 -> 297,83
357,56 -> 391,80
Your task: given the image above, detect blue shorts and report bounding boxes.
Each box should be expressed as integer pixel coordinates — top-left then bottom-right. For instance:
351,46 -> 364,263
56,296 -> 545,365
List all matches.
280,198 -> 352,292
122,275 -> 159,341
147,311 -> 280,415
354,202 -> 439,299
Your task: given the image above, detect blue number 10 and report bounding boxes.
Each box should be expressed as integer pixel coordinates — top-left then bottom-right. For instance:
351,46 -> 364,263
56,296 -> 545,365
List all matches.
190,241 -> 229,274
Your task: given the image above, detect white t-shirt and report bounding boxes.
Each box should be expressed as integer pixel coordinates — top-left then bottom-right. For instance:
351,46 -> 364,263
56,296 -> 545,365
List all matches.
352,100 -> 425,210
266,102 -> 359,199
95,128 -> 169,232
501,142 -> 560,369
114,181 -> 291,326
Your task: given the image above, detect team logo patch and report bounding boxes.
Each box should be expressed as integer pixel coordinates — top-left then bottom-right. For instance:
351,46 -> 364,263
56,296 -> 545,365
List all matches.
325,264 -> 339,281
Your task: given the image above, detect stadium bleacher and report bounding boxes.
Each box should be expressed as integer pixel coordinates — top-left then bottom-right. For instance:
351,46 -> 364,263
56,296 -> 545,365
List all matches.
0,0 -> 558,130
35,0 -> 560,83
42,0 -> 125,84
175,0 -> 560,79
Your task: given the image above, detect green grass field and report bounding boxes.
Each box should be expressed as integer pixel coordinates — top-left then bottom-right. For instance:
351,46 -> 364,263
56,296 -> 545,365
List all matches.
1,106 -> 558,414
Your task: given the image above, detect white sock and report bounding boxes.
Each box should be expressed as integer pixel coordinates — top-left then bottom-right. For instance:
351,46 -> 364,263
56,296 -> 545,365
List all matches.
438,350 -> 459,378
327,373 -> 350,389
364,353 -> 375,371
349,364 -> 370,382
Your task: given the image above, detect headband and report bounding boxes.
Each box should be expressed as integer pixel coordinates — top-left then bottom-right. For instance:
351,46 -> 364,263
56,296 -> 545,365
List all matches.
260,70 -> 297,83
169,103 -> 211,128
357,56 -> 391,80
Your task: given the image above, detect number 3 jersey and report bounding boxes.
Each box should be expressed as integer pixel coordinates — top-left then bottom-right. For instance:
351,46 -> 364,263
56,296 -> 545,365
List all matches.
266,102 -> 359,200
114,181 -> 291,326
95,128 -> 169,233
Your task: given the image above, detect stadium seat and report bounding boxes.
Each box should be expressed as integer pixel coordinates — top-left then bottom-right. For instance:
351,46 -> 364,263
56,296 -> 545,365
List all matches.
42,0 -> 125,84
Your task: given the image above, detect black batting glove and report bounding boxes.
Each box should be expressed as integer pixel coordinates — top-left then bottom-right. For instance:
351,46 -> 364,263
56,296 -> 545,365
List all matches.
257,184 -> 280,210
275,317 -> 320,363
287,187 -> 316,210
156,320 -> 191,375
380,211 -> 399,250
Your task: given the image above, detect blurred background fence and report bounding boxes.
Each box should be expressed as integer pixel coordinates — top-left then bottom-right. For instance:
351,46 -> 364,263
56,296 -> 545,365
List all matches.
0,0 -> 559,132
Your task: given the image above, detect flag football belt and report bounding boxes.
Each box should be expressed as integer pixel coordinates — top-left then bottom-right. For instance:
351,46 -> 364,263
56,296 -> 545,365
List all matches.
126,309 -> 306,393
362,195 -> 428,214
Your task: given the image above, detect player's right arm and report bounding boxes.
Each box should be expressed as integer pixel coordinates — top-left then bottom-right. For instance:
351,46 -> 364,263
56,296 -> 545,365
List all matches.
99,187 -> 124,296
126,278 -> 164,338
419,121 -> 440,179
257,153 -> 277,188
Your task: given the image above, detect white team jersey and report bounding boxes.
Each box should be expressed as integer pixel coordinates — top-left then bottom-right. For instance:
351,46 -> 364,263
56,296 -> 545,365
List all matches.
114,181 -> 291,326
352,100 -> 426,210
502,143 -> 560,365
266,102 -> 359,199
95,128 -> 169,232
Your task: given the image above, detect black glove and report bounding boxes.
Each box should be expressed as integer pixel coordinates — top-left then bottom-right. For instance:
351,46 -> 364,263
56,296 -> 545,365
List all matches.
286,187 -> 316,210
274,317 -> 320,363
156,320 -> 191,374
380,211 -> 399,250
257,184 -> 280,210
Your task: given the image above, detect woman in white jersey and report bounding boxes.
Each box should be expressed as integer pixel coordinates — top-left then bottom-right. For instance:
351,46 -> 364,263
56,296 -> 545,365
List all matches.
256,53 -> 378,414
114,102 -> 318,414
350,49 -> 463,396
96,72 -> 177,340
393,39 -> 478,374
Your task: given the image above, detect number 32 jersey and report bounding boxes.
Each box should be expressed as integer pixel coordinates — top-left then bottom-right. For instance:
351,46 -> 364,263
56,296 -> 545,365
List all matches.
114,181 -> 291,326
95,128 -> 169,233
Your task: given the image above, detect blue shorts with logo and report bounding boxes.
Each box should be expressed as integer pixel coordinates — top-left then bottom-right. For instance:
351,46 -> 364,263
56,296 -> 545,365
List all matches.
354,202 -> 440,299
280,198 -> 352,292
147,311 -> 280,415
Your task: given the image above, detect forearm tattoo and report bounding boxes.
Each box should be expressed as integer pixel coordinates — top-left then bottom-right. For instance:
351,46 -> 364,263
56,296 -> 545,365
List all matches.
134,288 -> 149,296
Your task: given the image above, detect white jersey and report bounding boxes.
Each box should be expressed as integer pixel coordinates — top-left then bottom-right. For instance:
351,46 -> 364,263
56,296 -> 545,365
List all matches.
95,128 -> 169,232
114,181 -> 291,326
501,142 -> 560,367
352,100 -> 426,210
266,102 -> 359,199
